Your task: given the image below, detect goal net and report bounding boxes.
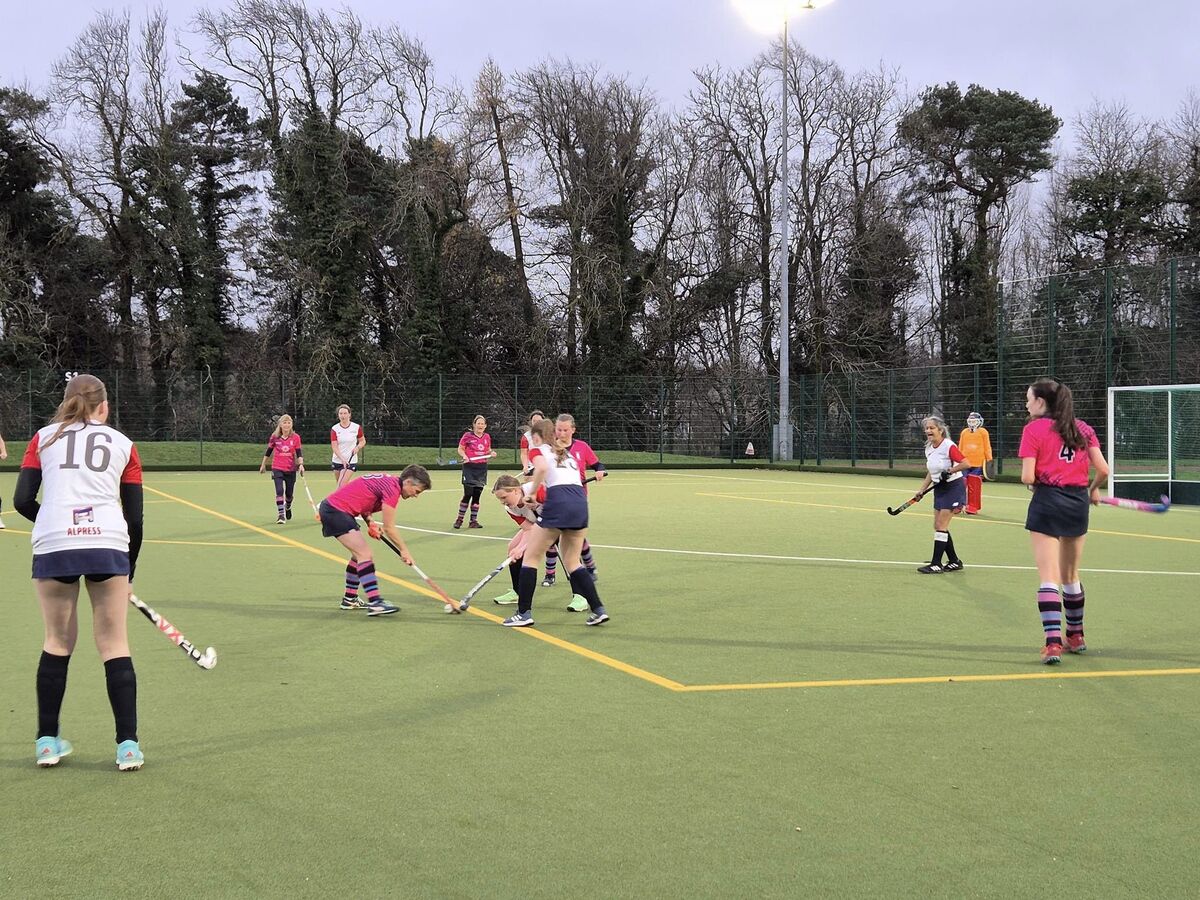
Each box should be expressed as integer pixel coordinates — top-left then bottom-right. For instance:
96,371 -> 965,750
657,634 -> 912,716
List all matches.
1107,384 -> 1200,505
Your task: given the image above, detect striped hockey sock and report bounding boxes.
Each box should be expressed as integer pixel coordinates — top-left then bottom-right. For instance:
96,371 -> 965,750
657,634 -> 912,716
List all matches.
344,561 -> 360,600
469,503 -> 480,523
358,561 -> 382,602
581,541 -> 595,571
1038,583 -> 1062,645
1063,581 -> 1085,636
276,494 -> 286,517
545,545 -> 559,578
455,501 -> 467,525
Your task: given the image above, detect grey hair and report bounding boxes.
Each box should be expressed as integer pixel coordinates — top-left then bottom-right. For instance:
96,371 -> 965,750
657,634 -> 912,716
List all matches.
922,415 -> 949,445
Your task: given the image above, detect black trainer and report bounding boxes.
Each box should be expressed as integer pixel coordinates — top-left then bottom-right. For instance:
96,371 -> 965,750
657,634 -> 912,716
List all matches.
943,560 -> 964,572
916,563 -> 944,574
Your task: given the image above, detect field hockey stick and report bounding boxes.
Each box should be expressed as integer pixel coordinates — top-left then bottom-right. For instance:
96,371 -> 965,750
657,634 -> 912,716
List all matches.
378,533 -> 462,612
887,483 -> 934,516
1099,494 -> 1171,514
129,594 -> 217,670
299,469 -> 320,521
458,557 -> 516,612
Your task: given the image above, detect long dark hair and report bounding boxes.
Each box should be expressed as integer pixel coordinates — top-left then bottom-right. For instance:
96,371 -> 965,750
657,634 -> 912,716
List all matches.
43,374 -> 107,450
1029,377 -> 1085,450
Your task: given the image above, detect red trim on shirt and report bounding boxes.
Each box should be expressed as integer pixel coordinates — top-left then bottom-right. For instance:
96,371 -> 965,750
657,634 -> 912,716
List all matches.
22,432 -> 41,469
121,445 -> 144,484
949,444 -> 966,464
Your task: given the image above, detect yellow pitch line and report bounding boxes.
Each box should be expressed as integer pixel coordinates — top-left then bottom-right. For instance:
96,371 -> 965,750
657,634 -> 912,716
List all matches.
678,667 -> 1200,692
147,538 -> 288,549
143,485 -> 679,690
698,492 -> 1200,544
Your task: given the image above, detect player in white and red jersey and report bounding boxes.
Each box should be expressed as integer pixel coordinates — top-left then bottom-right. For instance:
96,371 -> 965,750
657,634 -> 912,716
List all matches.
910,416 -> 970,575
489,474 -> 544,605
13,374 -> 146,771
330,404 -> 365,487
1019,377 -> 1109,665
317,465 -> 432,615
455,414 -> 497,529
544,413 -> 604,610
518,410 -> 545,475
499,419 -> 608,628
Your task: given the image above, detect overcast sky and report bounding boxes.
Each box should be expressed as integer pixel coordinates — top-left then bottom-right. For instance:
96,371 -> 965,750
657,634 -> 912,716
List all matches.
3,0 -> 1196,135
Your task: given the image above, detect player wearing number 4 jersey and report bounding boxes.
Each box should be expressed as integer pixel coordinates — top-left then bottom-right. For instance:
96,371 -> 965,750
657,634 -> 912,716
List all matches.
13,374 -> 146,771
1019,378 -> 1109,665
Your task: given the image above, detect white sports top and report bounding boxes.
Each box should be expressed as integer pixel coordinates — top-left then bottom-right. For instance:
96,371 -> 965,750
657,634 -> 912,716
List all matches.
925,438 -> 964,482
527,442 -> 583,488
24,421 -> 142,555
331,421 -> 363,464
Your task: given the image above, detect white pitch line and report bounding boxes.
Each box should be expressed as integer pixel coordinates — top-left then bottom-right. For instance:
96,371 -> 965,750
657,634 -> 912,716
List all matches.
395,525 -> 1200,578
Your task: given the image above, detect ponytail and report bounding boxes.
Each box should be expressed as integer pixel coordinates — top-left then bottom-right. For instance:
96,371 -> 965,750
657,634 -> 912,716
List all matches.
1029,377 -> 1085,450
530,418 -> 569,465
43,374 -> 107,450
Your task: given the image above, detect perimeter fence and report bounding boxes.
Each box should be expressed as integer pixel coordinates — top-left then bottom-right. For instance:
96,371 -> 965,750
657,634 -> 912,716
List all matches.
1,258 -> 1198,469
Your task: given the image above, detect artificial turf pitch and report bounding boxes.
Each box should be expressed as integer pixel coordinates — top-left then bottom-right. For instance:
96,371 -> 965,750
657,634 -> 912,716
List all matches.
2,469 -> 1198,898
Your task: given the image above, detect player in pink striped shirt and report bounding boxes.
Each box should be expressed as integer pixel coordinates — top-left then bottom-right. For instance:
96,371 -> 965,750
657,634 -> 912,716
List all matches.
1018,378 -> 1110,664
318,465 -> 432,616
455,415 -> 497,529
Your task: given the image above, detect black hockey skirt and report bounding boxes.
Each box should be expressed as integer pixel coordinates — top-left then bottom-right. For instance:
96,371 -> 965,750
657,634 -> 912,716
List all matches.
1025,484 -> 1090,538
461,462 -> 489,490
537,484 -> 589,530
933,477 -> 967,511
319,499 -> 360,538
33,548 -> 130,582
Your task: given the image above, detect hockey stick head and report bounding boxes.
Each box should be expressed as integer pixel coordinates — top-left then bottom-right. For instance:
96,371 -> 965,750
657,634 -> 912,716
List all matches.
1099,494 -> 1171,514
198,647 -> 218,669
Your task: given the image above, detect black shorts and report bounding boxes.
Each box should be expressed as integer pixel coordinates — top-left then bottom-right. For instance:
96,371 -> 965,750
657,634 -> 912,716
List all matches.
319,499 -> 360,538
461,463 -> 488,489
332,462 -> 358,472
33,548 -> 129,584
538,485 -> 589,530
1026,484 -> 1090,538
933,478 -> 967,511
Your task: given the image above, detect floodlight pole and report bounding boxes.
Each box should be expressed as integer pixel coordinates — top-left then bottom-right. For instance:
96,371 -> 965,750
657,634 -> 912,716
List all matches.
778,17 -> 791,460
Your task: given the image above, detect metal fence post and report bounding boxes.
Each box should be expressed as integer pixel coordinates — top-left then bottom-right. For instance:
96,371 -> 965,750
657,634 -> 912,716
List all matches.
729,376 -> 736,464
658,376 -> 665,465
437,374 -> 443,463
996,283 -> 1005,474
198,370 -> 204,467
887,369 -> 895,469
1169,258 -> 1178,383
973,362 -> 980,416
815,373 -> 823,465
850,373 -> 857,467
927,366 -> 934,414
513,375 -> 520,464
1104,267 -> 1113,386
796,375 -> 804,464
28,369 -> 33,435
1047,274 -> 1056,377
587,377 -> 593,442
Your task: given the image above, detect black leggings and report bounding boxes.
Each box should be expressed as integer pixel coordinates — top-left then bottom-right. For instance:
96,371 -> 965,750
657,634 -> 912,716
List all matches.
272,470 -> 297,502
460,485 -> 483,505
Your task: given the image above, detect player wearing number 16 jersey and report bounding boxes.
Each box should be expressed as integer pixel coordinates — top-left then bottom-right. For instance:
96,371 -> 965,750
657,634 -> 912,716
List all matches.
13,374 -> 146,770
1019,378 -> 1109,665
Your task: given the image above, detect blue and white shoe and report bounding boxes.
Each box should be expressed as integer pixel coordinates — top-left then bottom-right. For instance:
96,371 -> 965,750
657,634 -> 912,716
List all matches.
36,735 -> 73,767
366,599 -> 398,617
502,611 -> 534,627
339,596 -> 367,611
585,607 -> 609,626
116,740 -> 144,771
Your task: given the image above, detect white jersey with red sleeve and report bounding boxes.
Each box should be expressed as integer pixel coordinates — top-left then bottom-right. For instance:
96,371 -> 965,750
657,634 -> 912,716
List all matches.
505,482 -> 545,526
925,438 -> 966,482
528,442 -> 583,487
23,422 -> 142,555
331,421 -> 364,464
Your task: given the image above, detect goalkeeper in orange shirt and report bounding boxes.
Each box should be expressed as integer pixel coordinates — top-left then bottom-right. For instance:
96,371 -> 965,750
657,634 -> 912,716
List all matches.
958,412 -> 993,515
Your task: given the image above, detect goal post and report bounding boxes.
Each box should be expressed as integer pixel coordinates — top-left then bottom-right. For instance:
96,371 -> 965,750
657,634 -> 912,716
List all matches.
1107,383 -> 1200,506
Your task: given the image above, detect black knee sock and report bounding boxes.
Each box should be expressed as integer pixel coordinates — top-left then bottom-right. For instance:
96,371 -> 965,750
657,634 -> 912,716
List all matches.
932,531 -> 948,565
567,567 -> 603,612
517,565 -> 539,614
104,657 -> 138,744
946,532 -> 959,563
509,558 -> 522,592
36,651 -> 71,738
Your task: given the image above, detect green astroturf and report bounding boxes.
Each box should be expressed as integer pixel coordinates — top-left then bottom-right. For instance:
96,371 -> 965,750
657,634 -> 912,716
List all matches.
2,469 -> 1199,898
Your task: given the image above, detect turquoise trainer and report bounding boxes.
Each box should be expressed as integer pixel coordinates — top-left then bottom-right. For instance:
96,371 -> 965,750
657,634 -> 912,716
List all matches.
116,739 -> 145,771
36,735 -> 73,767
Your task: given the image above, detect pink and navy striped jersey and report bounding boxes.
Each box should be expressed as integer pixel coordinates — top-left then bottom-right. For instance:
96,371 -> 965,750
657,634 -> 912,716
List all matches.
327,473 -> 403,517
266,433 -> 303,472
1018,417 -> 1099,487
